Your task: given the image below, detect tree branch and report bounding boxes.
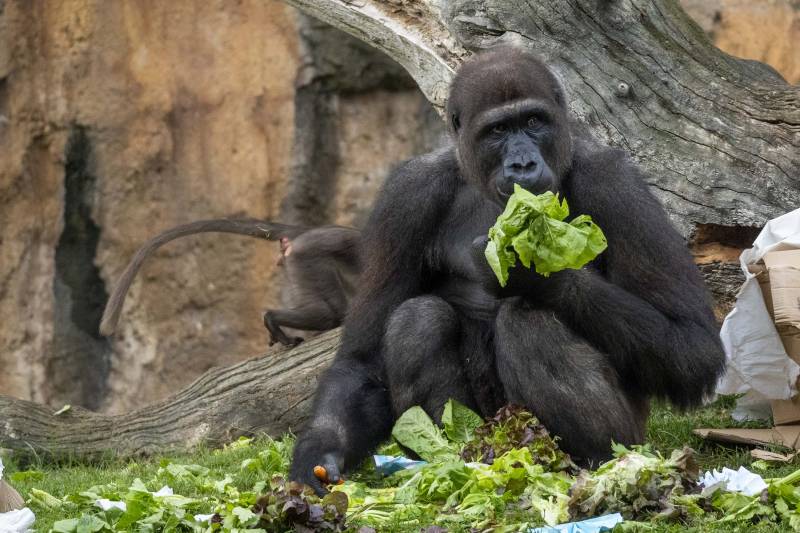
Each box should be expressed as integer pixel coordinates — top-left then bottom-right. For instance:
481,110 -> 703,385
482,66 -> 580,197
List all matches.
0,330 -> 339,459
281,0 -> 799,234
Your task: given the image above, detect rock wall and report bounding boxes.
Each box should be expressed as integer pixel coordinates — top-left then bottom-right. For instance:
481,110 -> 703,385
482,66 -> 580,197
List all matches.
0,1 -> 443,412
0,0 -> 301,411
0,0 -> 795,411
681,0 -> 799,84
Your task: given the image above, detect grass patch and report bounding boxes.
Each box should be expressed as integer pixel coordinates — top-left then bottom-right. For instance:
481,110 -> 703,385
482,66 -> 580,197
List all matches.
3,398 -> 797,532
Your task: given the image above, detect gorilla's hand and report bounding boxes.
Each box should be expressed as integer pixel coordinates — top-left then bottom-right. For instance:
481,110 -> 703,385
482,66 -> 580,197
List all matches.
471,235 -> 579,300
470,235 -> 504,295
289,432 -> 345,496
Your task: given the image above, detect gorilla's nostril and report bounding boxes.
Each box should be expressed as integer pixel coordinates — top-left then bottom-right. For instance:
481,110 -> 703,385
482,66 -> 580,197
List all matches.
510,160 -> 536,171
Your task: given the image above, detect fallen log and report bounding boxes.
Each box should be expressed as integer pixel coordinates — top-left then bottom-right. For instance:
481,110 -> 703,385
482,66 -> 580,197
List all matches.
0,330 -> 339,459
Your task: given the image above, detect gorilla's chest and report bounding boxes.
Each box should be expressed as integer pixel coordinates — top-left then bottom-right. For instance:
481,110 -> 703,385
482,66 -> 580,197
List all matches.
426,190 -> 502,319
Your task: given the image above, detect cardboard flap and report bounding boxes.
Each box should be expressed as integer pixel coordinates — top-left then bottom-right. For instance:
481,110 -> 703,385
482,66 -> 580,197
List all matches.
763,250 -> 800,330
694,426 -> 800,450
763,249 -> 800,268
772,396 -> 800,425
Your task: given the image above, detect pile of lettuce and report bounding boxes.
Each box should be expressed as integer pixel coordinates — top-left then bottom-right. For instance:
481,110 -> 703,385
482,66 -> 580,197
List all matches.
15,402 -> 800,532
485,185 -> 607,286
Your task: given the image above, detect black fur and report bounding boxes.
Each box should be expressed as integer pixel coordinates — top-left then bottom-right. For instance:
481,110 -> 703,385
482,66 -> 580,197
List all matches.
290,47 -> 724,493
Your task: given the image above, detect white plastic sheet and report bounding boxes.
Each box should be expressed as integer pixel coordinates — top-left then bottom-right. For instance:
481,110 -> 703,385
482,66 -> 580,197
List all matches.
94,499 -> 126,512
0,459 -> 35,533
0,508 -> 35,533
94,485 -> 173,513
717,208 -> 800,420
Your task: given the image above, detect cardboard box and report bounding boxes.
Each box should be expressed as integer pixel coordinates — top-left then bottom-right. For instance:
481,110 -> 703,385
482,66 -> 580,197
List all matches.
763,249 -> 800,331
752,249 -> 800,424
694,426 -> 800,450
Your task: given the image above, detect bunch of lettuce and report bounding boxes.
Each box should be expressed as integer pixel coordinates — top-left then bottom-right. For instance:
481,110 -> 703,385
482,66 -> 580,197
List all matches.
460,404 -> 575,473
485,185 -> 607,286
567,444 -> 701,522
337,401 -> 575,530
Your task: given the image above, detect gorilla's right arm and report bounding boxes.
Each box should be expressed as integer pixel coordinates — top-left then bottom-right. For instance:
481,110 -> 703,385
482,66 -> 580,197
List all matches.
289,153 -> 458,493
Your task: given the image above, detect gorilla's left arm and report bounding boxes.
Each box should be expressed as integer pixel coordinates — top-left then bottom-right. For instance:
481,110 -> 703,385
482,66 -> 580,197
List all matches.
536,147 -> 724,407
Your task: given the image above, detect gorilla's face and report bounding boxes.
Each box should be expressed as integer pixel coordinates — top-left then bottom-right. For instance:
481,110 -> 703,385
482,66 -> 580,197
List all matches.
446,50 -> 573,205
470,98 -> 560,201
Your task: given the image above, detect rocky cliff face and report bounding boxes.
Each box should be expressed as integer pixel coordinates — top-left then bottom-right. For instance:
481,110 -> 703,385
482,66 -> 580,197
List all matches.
681,0 -> 799,84
0,1 -> 442,412
0,0 -> 795,411
0,0 -> 300,411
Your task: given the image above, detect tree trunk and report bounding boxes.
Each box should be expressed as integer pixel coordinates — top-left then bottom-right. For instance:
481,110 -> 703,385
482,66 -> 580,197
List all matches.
0,330 -> 338,459
282,0 -> 798,235
2,0 -> 798,457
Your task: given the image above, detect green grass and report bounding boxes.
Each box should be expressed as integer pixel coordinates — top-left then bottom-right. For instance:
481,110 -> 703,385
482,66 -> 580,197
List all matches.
2,398 -> 797,532
3,440 -> 278,532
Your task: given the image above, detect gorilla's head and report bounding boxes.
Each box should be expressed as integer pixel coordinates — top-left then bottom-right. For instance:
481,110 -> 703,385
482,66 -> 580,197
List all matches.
446,48 -> 573,204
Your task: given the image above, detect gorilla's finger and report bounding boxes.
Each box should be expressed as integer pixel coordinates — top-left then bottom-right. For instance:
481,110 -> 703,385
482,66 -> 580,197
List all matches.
471,235 -> 489,251
306,474 -> 328,496
321,453 -> 343,484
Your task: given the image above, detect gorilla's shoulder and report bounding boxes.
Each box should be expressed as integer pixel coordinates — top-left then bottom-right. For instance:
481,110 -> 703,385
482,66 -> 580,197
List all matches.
383,145 -> 460,193
572,139 -> 629,169
396,145 -> 458,175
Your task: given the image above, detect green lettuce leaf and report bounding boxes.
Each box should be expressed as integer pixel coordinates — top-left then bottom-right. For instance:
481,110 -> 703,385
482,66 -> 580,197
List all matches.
391,407 -> 456,461
485,185 -> 607,286
441,400 -> 483,443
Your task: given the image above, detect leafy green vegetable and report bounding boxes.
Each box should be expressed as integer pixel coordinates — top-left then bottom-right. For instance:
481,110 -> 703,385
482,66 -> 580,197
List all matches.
441,399 -> 483,444
485,185 -> 607,286
567,444 -> 700,521
253,477 -> 348,532
461,405 -> 575,472
20,404 -> 800,532
391,406 -> 457,461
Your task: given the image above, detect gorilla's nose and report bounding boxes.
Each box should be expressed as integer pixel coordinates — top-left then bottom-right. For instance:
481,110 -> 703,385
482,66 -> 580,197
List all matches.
502,159 -> 545,192
509,159 -> 537,173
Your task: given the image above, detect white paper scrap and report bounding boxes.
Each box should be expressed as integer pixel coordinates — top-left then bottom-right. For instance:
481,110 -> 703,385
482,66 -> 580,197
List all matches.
0,507 -> 36,533
152,486 -> 174,497
700,466 -> 768,497
95,499 -> 127,512
717,208 -> 800,420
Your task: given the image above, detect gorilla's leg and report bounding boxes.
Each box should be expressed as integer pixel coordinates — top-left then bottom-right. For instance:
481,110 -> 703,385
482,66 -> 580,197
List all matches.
494,298 -> 647,465
263,304 -> 341,346
383,296 -> 476,421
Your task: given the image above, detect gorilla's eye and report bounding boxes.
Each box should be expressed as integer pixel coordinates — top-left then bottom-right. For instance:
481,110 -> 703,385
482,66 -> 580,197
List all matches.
527,116 -> 538,128
492,124 -> 507,134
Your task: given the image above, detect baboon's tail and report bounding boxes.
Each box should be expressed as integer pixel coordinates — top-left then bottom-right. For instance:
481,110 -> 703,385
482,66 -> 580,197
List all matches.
99,218 -> 309,336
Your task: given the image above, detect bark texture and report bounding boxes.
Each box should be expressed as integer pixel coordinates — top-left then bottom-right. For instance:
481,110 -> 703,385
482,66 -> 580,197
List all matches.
282,0 -> 798,235
0,330 -> 338,459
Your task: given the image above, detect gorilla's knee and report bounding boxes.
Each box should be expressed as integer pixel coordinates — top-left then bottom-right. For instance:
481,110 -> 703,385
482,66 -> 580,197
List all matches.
385,296 -> 458,346
384,296 -> 464,417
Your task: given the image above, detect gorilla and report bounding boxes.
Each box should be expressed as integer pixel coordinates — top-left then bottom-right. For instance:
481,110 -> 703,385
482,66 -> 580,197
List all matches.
290,47 -> 725,492
99,219 -> 359,346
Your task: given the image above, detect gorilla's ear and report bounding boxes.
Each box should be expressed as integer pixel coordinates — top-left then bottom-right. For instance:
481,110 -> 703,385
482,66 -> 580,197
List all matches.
451,113 -> 461,133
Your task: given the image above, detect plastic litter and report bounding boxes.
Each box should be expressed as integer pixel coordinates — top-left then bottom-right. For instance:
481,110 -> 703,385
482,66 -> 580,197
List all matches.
0,508 -> 36,533
717,208 -> 800,419
0,458 -> 35,532
373,455 -> 426,476
529,512 -> 624,532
